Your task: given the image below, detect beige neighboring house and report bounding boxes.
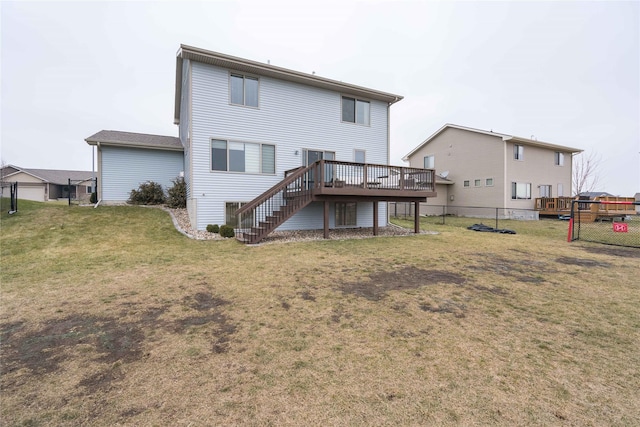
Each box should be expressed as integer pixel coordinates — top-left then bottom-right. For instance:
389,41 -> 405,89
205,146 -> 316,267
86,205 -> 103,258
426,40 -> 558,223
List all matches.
402,124 -> 583,218
0,165 -> 95,202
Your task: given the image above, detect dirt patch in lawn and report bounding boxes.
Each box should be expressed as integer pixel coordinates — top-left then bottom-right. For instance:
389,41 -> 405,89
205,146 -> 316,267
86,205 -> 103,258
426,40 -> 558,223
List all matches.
581,246 -> 640,259
340,266 -> 466,301
0,291 -> 235,393
556,256 -> 612,268
469,255 -> 556,285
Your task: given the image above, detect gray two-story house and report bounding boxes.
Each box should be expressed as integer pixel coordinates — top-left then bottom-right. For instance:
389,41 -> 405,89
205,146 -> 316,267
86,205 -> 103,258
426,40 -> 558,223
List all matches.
88,45 -> 436,243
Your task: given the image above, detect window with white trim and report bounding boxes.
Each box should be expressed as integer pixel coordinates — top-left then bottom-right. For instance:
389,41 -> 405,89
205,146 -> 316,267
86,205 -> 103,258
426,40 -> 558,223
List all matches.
485,178 -> 493,186
230,74 -> 259,107
554,152 -> 564,166
355,149 -> 366,163
424,155 -> 434,169
463,180 -> 470,188
514,144 -> 524,160
474,179 -> 482,187
341,96 -> 370,125
211,139 -> 275,174
539,185 -> 552,197
511,182 -> 531,199
336,202 -> 357,226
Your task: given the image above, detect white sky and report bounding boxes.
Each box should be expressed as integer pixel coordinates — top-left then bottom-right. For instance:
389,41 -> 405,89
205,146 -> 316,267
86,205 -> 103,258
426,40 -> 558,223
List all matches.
1,0 -> 639,196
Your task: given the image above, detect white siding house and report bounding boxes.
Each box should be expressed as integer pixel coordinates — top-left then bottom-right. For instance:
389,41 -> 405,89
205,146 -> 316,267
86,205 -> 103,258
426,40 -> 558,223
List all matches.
174,45 -> 407,232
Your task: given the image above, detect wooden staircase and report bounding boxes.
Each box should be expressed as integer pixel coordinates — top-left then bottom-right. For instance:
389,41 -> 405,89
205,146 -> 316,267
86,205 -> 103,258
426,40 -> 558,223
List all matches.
235,164 -> 315,244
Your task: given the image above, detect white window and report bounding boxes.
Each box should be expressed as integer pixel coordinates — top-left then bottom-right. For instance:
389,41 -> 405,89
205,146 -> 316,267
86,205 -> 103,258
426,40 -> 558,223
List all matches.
555,152 -> 564,166
514,144 -> 524,160
539,185 -> 552,197
423,155 -> 434,169
230,74 -> 259,107
355,149 -> 366,163
87,186 -> 93,193
463,180 -> 470,188
336,202 -> 357,226
558,183 -> 564,197
486,178 -> 493,186
474,179 -> 482,187
511,182 -> 531,199
341,96 -> 370,125
211,139 -> 275,174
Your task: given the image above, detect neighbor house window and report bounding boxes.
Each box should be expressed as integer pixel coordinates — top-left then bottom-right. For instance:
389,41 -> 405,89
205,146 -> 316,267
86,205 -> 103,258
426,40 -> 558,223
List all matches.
555,152 -> 564,166
87,186 -> 93,193
341,96 -> 370,125
514,144 -> 524,160
463,180 -> 470,188
230,74 -> 259,107
474,179 -> 482,187
355,149 -> 366,163
511,182 -> 531,199
486,178 -> 493,186
539,185 -> 552,197
336,202 -> 357,226
424,155 -> 435,169
211,139 -> 275,174
225,202 -> 253,228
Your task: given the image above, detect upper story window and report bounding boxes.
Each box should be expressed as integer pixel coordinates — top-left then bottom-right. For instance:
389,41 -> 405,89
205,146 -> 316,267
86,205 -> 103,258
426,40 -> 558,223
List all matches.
355,149 -> 366,163
514,144 -> 524,160
342,96 -> 370,125
211,139 -> 275,174
424,155 -> 434,169
230,74 -> 259,107
486,178 -> 493,186
474,179 -> 482,187
554,152 -> 564,166
463,180 -> 470,188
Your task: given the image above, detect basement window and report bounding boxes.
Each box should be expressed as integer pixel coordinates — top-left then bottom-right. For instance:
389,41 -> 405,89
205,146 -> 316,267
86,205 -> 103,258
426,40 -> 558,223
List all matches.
336,202 -> 357,226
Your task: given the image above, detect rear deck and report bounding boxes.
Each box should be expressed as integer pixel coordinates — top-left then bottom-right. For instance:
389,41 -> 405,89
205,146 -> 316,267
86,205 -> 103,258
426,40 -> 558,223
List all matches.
535,196 -> 636,222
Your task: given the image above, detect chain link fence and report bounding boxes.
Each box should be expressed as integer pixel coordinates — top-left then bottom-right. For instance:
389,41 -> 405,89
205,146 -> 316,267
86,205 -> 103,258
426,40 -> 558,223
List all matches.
569,200 -> 639,248
389,202 -> 540,230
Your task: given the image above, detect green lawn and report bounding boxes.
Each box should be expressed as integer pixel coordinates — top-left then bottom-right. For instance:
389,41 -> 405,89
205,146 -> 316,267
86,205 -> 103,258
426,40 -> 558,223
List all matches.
2,199 -> 639,426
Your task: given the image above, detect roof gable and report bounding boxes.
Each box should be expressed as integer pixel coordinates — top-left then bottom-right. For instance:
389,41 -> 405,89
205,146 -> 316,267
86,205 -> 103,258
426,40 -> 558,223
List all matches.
2,165 -> 93,185
174,44 -> 403,125
403,123 -> 582,161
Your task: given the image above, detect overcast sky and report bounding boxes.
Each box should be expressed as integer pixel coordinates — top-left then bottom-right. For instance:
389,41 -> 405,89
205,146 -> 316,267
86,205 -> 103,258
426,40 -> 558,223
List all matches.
2,0 -> 638,196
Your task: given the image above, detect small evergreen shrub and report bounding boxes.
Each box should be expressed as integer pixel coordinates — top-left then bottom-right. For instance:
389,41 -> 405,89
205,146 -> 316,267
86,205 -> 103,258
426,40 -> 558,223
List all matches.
219,224 -> 235,238
128,181 -> 166,205
90,192 -> 97,204
166,177 -> 186,208
206,224 -> 220,233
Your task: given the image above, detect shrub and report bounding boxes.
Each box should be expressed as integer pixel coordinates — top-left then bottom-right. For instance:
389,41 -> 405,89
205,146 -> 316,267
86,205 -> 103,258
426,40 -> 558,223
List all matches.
219,224 -> 235,238
90,192 -> 97,204
206,224 -> 220,233
166,177 -> 186,208
128,181 -> 166,205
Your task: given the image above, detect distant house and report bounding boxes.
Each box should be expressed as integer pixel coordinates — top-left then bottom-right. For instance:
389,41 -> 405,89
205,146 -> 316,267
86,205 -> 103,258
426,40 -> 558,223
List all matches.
402,124 -> 582,217
87,45 -> 435,242
0,165 -> 94,202
578,191 -> 614,198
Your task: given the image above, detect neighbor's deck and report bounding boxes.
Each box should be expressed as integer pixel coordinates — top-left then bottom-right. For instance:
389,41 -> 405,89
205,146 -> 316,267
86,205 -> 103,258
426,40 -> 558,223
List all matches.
536,196 -> 636,222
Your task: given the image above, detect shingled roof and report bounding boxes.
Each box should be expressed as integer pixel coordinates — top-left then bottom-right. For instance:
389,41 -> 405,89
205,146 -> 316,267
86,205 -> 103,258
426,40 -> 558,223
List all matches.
85,130 -> 183,151
2,165 -> 93,185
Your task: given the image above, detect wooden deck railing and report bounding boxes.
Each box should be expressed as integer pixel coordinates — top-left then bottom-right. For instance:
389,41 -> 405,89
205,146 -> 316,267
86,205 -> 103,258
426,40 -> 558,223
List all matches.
286,160 -> 435,192
235,160 -> 435,244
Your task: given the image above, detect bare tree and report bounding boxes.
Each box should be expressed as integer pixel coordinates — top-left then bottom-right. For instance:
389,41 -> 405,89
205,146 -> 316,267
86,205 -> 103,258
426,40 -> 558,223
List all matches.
572,151 -> 601,196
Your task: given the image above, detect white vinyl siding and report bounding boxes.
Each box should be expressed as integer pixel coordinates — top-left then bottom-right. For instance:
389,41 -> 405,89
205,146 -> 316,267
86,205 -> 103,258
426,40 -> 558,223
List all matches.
189,61 -> 389,230
100,146 -> 184,202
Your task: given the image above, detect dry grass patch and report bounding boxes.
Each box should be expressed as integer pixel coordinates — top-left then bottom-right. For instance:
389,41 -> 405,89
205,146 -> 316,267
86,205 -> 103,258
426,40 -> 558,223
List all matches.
1,200 -> 639,426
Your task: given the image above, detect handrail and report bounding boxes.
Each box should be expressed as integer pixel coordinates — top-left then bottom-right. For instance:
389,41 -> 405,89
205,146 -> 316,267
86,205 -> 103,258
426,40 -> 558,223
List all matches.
236,163 -> 315,216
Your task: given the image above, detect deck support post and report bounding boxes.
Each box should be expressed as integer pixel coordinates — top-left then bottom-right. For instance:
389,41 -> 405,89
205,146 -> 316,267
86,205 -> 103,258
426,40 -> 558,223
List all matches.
414,201 -> 420,234
323,201 -> 329,239
373,201 -> 378,236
